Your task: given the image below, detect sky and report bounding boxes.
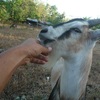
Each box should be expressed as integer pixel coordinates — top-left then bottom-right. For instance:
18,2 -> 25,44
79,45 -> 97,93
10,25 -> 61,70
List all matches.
41,0 -> 100,19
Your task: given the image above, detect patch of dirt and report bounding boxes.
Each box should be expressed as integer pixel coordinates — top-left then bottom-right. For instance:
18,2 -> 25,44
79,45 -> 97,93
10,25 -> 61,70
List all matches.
0,26 -> 100,100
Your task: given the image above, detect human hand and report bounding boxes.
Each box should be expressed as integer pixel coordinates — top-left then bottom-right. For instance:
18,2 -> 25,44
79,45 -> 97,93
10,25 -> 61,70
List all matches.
19,38 -> 52,64
0,38 -> 52,92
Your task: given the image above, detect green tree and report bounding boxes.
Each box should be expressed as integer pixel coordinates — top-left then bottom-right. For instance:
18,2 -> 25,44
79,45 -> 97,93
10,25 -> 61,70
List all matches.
35,1 -> 47,20
0,1 -> 9,22
46,5 -> 65,24
0,0 -> 66,25
11,0 -> 29,22
4,0 -> 36,22
27,0 -> 37,19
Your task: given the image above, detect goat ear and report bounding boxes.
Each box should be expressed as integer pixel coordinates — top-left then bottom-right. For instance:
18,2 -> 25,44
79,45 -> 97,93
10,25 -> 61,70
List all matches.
90,29 -> 100,40
88,19 -> 100,27
48,77 -> 60,100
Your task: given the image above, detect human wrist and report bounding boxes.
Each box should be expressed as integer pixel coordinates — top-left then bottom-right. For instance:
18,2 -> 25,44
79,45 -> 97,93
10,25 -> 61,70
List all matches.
15,45 -> 28,58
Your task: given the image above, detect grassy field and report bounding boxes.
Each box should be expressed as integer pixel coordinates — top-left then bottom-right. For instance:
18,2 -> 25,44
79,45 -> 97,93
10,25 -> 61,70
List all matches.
0,25 -> 100,100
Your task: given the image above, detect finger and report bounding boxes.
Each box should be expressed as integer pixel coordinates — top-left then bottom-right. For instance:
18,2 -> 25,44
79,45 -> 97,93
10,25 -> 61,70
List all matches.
36,40 -> 40,43
36,40 -> 52,54
19,58 -> 30,65
30,58 -> 47,64
41,47 -> 52,56
36,54 -> 48,62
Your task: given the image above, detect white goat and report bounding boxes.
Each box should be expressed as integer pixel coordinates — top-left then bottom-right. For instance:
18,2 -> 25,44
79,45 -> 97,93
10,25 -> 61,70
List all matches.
38,18 -> 100,100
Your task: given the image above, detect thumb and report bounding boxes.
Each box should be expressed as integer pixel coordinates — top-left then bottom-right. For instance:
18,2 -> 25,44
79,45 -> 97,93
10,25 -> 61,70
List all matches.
41,46 -> 52,55
47,47 -> 52,51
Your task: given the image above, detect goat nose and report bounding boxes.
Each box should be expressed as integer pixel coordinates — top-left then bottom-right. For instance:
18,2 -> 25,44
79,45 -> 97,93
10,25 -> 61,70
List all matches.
40,28 -> 48,33
39,34 -> 47,40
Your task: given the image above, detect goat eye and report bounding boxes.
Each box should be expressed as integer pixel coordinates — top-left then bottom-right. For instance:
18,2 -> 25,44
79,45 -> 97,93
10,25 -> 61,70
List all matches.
72,28 -> 81,33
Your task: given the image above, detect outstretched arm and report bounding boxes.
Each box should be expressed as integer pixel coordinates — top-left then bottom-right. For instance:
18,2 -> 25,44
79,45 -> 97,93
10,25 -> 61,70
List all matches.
0,38 -> 51,92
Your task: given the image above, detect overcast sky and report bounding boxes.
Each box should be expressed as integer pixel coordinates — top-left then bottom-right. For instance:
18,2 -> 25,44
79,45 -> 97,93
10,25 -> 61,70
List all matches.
41,0 -> 100,19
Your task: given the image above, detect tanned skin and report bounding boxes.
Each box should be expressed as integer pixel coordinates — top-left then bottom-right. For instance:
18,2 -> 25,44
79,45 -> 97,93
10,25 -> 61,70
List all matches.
0,38 -> 52,93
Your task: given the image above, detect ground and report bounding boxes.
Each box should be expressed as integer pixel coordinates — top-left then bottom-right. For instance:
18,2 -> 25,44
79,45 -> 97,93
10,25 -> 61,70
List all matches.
0,24 -> 100,100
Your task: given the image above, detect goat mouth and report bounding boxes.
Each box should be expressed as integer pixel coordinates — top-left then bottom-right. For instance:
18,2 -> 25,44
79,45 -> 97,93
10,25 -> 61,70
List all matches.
40,39 -> 54,46
43,39 -> 54,44
37,37 -> 54,46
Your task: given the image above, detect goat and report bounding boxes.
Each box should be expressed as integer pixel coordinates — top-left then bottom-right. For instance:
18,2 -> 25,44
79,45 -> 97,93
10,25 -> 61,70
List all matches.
38,18 -> 100,100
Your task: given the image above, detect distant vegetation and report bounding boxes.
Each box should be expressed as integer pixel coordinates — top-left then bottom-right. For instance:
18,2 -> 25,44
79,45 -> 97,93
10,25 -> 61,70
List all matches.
0,0 -> 66,25
0,0 -> 100,29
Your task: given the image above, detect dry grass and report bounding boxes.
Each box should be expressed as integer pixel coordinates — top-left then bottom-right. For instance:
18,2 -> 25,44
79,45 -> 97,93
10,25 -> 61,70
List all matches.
0,25 -> 100,100
0,25 -> 51,100
0,25 -> 39,49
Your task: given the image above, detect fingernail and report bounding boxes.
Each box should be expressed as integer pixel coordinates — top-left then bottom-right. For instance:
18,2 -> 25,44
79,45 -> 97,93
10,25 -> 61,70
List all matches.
48,47 -> 52,51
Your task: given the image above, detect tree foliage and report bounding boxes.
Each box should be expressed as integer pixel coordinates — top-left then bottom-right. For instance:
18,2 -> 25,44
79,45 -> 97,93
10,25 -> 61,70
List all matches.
46,5 -> 65,24
0,0 -> 65,24
0,1 -> 9,22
